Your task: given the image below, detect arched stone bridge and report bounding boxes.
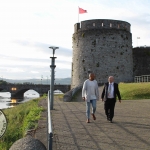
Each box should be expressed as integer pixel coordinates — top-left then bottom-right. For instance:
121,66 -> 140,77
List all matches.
0,84 -> 71,99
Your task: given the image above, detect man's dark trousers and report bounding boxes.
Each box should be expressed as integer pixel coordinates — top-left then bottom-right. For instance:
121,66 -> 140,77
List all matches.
104,98 -> 116,120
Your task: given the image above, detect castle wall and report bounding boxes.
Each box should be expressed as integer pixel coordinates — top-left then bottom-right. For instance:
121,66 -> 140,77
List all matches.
71,19 -> 133,88
133,47 -> 150,76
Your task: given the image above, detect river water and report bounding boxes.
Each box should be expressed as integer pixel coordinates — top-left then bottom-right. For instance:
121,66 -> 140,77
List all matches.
0,90 -> 63,109
0,90 -> 40,109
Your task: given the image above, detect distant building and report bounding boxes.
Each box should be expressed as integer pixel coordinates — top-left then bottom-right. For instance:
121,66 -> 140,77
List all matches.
133,46 -> 150,76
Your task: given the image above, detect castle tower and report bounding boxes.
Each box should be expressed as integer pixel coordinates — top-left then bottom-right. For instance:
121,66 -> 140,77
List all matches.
71,19 -> 133,88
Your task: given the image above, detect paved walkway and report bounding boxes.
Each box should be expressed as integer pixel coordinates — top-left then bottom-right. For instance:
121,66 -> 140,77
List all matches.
51,99 -> 150,150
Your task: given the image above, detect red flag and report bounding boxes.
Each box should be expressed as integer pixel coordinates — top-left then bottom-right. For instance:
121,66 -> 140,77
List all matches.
79,7 -> 87,14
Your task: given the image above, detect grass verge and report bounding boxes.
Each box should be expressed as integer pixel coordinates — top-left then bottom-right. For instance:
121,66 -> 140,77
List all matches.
54,94 -> 64,101
0,96 -> 45,150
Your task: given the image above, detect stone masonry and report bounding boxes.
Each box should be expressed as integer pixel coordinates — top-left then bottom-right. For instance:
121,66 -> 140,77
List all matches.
71,19 -> 133,88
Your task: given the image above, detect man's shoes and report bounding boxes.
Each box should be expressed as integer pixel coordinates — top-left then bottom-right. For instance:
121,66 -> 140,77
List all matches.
91,114 -> 96,120
86,119 -> 90,123
107,117 -> 110,121
107,115 -> 110,121
109,119 -> 113,123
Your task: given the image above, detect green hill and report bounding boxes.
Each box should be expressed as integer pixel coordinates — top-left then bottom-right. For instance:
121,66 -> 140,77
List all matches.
2,78 -> 71,85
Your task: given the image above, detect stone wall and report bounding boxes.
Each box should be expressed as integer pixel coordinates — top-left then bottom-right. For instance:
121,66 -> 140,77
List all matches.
133,47 -> 150,76
74,19 -> 131,33
71,19 -> 133,88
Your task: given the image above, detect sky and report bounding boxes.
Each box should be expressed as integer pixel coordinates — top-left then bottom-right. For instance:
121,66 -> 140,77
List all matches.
0,0 -> 150,80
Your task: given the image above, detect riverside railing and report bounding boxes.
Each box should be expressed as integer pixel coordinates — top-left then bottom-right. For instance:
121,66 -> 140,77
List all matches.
48,90 -> 53,150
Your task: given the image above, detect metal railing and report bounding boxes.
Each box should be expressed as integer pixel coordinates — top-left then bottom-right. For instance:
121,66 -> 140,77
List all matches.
134,75 -> 150,82
47,90 -> 53,150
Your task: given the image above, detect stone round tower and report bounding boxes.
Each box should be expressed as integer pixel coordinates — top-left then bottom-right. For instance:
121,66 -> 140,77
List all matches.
71,19 -> 133,88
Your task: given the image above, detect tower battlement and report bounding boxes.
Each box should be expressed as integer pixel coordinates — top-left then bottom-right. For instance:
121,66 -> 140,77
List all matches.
74,19 -> 131,33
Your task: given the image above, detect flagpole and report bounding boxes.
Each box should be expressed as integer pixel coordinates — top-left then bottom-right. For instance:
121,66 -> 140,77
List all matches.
78,6 -> 79,23
78,7 -> 87,23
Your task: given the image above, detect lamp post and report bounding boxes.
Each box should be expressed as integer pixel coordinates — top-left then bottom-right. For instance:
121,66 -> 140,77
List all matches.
49,46 -> 59,110
137,37 -> 140,47
41,75 -> 43,96
41,75 -> 43,85
47,76 -> 48,84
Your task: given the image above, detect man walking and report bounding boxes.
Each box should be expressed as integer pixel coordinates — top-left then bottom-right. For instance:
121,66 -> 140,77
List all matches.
101,76 -> 121,123
82,73 -> 99,123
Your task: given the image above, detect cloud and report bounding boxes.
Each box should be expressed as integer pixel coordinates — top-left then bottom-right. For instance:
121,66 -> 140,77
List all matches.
8,68 -> 25,73
30,71 -> 39,74
0,52 -> 72,65
31,42 -> 72,58
0,53 -> 72,79
0,0 -> 150,80
11,40 -> 72,58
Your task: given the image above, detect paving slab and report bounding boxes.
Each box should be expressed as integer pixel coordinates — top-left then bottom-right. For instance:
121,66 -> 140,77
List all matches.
51,99 -> 150,150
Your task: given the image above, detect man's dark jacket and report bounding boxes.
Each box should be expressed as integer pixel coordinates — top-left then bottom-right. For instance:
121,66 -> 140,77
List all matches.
101,82 -> 121,102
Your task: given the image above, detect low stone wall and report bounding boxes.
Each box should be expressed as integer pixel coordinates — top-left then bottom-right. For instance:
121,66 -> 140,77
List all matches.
63,85 -> 82,102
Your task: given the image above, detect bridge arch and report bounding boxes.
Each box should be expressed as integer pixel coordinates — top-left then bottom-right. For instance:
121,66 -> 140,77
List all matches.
24,90 -> 40,98
54,89 -> 64,94
0,87 -> 8,92
11,89 -> 31,99
0,88 -> 3,92
0,84 -> 71,98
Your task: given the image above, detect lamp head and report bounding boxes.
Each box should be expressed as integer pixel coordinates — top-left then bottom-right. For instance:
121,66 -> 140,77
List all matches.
49,46 -> 59,57
49,46 -> 59,50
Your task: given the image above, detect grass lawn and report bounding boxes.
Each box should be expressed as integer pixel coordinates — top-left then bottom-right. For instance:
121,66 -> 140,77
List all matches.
119,82 -> 150,100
